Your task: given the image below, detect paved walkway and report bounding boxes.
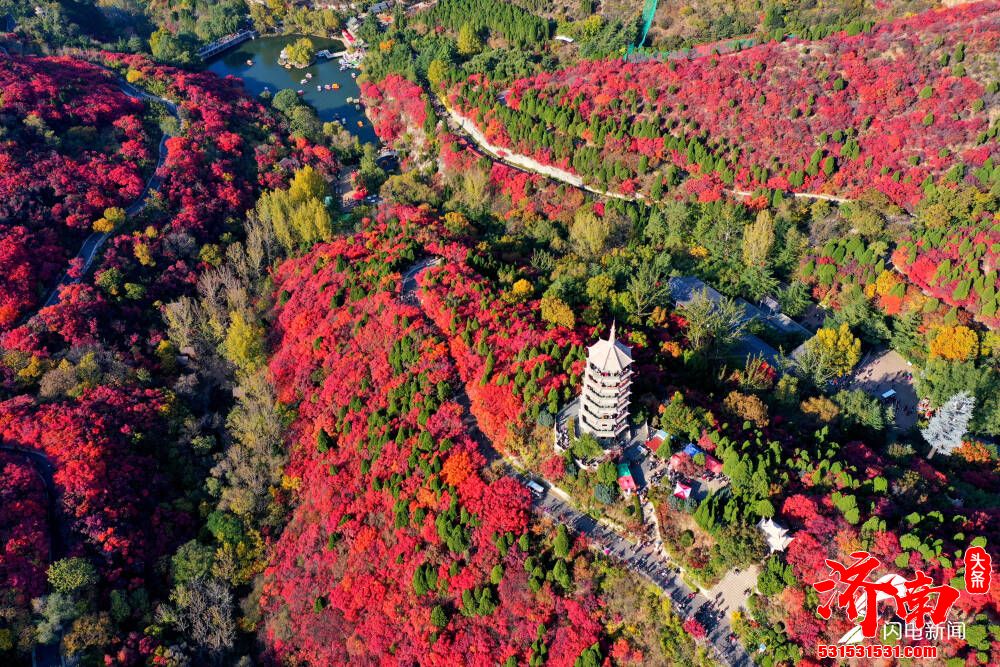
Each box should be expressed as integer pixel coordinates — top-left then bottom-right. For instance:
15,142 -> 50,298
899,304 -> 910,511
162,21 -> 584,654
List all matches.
529,483 -> 753,666
40,76 -> 178,310
847,349 -> 918,429
706,566 -> 760,615
441,97 -> 852,205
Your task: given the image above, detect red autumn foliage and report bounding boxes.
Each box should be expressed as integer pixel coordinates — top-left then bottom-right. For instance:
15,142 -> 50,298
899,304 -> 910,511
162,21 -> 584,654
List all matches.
682,617 -> 707,639
451,1 -> 998,207
0,54 -> 151,327
417,257 -> 585,451
0,387 -> 176,578
261,210 -> 603,665
0,51 -> 335,369
0,452 -> 49,606
892,216 -> 1000,327
360,74 -> 428,149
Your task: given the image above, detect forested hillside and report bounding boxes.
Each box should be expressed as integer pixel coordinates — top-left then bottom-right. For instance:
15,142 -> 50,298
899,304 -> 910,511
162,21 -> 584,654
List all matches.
0,56 -> 154,327
451,1 -> 999,207
0,50 -> 335,663
259,205 -> 715,665
1,0 -> 999,665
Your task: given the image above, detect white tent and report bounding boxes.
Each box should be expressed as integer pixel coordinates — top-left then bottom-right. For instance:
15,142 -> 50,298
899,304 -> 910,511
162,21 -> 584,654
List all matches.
757,518 -> 793,552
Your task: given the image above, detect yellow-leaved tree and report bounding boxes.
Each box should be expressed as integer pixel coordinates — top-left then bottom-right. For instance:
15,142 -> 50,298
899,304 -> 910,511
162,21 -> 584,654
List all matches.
540,296 -> 575,329
799,322 -> 861,383
222,311 -> 265,375
741,209 -> 775,268
928,325 -> 978,362
509,279 -> 532,302
288,165 -> 328,204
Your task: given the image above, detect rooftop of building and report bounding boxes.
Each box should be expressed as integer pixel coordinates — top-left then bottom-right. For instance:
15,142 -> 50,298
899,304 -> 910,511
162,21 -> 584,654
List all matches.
586,322 -> 633,373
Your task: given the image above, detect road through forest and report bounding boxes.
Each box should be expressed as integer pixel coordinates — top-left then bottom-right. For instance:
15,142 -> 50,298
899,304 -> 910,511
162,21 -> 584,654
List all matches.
401,258 -> 755,667
433,95 -> 850,205
4,70 -> 180,667
40,78 -> 179,309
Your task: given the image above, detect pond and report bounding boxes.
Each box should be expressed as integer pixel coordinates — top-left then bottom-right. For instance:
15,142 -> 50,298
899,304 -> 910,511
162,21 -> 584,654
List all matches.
204,34 -> 377,144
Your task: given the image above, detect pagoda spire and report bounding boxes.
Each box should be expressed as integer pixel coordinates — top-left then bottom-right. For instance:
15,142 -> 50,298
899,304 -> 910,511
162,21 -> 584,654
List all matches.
609,320 -> 616,342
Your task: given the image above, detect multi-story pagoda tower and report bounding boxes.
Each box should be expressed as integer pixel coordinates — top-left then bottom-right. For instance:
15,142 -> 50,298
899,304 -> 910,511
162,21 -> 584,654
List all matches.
578,323 -> 632,443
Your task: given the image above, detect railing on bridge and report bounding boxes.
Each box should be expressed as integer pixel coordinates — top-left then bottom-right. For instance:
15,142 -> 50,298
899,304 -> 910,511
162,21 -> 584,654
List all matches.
197,29 -> 258,61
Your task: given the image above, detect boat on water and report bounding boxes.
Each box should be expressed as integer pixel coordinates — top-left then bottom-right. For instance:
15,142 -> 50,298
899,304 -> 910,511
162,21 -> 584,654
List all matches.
317,85 -> 322,90
357,120 -> 363,127
305,73 -> 313,79
300,79 -> 307,85
351,73 -> 357,78
355,104 -> 361,111
332,83 -> 340,90
297,90 -> 304,95
246,59 -> 253,66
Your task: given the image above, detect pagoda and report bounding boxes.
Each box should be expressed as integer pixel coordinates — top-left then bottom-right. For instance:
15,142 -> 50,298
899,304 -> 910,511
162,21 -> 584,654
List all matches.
578,323 -> 633,443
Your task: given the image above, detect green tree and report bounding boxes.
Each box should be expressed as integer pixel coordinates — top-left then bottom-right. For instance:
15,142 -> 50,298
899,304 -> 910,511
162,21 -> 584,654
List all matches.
149,28 -> 195,65
359,143 -> 387,191
552,558 -> 571,590
171,541 -> 215,585
553,524 -> 570,558
679,288 -> 749,354
272,89 -> 302,114
430,604 -> 448,628
625,263 -> 671,324
571,433 -> 601,459
289,105 -> 323,142
596,460 -> 618,486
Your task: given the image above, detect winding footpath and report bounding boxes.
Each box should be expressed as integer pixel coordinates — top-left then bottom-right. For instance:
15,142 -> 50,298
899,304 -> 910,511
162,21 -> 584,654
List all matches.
40,78 -> 179,309
401,259 -> 755,667
434,95 -> 850,206
4,72 -> 179,667
0,444 -> 64,667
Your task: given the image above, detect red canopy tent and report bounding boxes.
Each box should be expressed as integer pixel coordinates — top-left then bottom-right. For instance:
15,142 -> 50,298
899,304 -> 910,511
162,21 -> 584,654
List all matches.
617,462 -> 637,494
673,482 -> 692,499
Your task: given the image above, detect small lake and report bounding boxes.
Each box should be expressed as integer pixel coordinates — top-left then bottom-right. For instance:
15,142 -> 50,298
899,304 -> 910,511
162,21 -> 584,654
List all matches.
204,34 -> 377,144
